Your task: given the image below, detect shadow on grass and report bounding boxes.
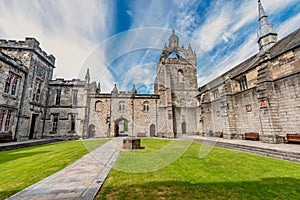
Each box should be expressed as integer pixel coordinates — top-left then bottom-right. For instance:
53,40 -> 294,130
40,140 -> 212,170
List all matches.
0,189 -> 20,200
0,151 -> 50,164
98,177 -> 300,200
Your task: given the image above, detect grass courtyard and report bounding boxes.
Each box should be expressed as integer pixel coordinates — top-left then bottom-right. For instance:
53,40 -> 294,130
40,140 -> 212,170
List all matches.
0,139 -> 108,199
97,138 -> 300,200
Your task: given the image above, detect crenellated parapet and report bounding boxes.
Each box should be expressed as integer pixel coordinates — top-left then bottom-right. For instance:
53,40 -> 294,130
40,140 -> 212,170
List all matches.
0,37 -> 55,66
49,78 -> 86,87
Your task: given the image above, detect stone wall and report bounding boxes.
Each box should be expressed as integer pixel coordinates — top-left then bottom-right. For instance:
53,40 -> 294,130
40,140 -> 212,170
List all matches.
88,92 -> 159,138
275,73 -> 300,135
0,52 -> 27,139
0,38 -> 55,141
44,78 -> 89,138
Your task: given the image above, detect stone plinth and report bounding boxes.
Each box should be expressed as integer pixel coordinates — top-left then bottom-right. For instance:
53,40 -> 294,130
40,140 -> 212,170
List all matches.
123,138 -> 141,150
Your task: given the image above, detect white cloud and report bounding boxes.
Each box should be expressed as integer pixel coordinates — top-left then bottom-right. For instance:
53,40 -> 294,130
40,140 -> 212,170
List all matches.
1,0 -> 299,93
195,0 -> 300,86
0,0 -> 114,80
277,12 -> 300,38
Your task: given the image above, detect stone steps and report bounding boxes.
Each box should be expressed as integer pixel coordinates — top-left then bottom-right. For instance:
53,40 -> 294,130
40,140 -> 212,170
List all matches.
192,138 -> 300,163
0,139 -> 60,151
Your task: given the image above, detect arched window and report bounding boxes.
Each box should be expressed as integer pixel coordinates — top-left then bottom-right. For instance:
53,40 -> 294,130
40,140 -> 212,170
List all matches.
178,69 -> 184,83
143,101 -> 150,112
95,100 -> 102,112
119,101 -> 125,112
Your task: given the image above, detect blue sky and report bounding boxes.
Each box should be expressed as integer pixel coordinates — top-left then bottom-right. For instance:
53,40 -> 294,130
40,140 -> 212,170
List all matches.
0,0 -> 300,93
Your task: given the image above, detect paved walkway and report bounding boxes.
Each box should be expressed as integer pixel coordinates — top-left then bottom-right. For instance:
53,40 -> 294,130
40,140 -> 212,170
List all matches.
7,138 -> 123,200
182,135 -> 300,154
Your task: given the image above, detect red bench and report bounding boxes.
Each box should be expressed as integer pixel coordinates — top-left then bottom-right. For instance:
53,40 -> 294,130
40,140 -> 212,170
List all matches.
284,134 -> 300,144
242,132 -> 259,141
136,133 -> 147,137
215,132 -> 223,138
0,134 -> 13,143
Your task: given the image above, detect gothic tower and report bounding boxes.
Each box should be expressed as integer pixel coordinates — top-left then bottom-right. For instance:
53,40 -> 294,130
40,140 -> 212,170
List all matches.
257,0 -> 278,52
154,30 -> 198,137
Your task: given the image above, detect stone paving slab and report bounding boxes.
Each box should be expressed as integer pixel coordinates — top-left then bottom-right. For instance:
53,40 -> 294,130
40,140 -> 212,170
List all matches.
7,138 -> 123,200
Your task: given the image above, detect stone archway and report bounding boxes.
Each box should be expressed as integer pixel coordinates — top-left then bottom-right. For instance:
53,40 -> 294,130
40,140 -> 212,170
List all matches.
114,117 -> 129,136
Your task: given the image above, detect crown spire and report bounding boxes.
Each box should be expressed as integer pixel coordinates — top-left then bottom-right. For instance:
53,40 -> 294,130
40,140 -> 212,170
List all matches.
257,0 -> 278,52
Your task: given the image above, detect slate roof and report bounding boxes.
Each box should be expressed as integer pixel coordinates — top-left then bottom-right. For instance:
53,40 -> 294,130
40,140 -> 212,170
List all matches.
228,28 -> 300,79
269,28 -> 300,58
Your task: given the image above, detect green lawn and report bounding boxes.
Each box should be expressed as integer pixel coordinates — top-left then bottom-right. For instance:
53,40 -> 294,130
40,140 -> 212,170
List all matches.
97,138 -> 300,200
0,139 -> 108,199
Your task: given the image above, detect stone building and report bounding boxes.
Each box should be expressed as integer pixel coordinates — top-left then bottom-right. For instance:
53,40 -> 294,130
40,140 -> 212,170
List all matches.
0,51 -> 27,140
197,0 -> 300,143
88,84 -> 159,138
0,0 -> 299,143
0,38 -> 55,141
43,70 -> 92,139
154,30 -> 198,137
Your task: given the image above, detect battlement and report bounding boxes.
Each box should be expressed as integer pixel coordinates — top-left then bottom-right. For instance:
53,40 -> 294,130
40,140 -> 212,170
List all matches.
0,37 -> 55,65
49,78 -> 85,86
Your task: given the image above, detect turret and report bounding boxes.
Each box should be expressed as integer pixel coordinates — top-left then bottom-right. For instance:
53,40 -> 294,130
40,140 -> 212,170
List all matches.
111,83 -> 118,97
257,0 -> 278,52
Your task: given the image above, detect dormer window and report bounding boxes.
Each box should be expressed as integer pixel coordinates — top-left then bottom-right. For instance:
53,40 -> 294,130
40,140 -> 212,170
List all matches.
239,76 -> 248,91
213,90 -> 219,100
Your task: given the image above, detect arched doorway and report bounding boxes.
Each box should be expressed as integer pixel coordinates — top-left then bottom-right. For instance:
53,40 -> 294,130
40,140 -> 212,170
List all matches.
150,124 -> 155,137
114,117 -> 129,136
182,122 -> 186,134
88,124 -> 95,138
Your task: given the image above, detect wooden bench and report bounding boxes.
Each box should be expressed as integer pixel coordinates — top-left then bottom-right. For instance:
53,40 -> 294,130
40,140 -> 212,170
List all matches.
284,134 -> 300,144
242,132 -> 259,141
0,134 -> 13,143
215,132 -> 223,138
136,133 -> 147,137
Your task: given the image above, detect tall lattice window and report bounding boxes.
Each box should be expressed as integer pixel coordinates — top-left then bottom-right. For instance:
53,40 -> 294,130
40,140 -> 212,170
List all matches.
119,101 -> 125,112
70,114 -> 76,132
143,101 -> 150,112
0,110 -> 13,132
239,76 -> 248,91
213,90 -> 219,100
32,79 -> 43,102
0,110 -> 5,131
11,75 -> 20,95
4,73 -> 13,93
52,114 -> 59,133
4,110 -> 12,132
72,90 -> 78,106
4,72 -> 20,95
55,89 -> 61,105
